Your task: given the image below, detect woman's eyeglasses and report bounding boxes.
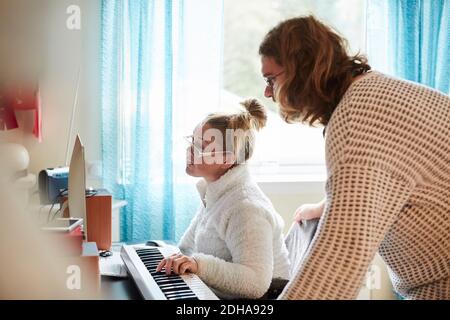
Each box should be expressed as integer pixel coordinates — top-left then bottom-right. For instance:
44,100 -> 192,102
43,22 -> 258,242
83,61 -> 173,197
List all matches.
264,70 -> 284,89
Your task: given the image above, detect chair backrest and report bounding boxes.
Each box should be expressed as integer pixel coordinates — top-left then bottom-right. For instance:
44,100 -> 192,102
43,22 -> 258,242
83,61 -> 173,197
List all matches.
284,219 -> 319,278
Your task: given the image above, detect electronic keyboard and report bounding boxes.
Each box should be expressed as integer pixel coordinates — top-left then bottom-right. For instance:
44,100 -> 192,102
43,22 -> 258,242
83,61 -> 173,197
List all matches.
121,244 -> 219,300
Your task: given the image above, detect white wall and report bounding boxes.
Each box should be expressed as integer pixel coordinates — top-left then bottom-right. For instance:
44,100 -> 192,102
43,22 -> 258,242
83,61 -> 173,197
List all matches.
0,0 -> 102,187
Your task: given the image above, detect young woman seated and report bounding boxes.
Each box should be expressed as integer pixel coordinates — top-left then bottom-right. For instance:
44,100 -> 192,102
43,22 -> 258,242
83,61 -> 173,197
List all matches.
156,99 -> 290,299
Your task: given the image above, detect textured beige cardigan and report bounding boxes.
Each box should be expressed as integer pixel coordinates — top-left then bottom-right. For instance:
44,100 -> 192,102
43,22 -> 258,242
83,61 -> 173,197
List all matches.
280,71 -> 450,300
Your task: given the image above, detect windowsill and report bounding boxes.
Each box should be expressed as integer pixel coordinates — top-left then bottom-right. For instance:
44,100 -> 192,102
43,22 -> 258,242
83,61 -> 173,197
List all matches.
256,179 -> 326,195
249,165 -> 327,195
253,173 -> 326,183
249,164 -> 326,183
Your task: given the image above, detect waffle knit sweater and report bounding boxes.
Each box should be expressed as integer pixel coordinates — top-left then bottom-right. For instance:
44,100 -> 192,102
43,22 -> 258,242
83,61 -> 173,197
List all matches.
280,71 -> 450,300
178,164 -> 291,299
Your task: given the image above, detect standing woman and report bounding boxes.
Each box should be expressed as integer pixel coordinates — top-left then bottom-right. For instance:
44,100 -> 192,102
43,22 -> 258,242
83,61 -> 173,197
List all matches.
259,16 -> 450,300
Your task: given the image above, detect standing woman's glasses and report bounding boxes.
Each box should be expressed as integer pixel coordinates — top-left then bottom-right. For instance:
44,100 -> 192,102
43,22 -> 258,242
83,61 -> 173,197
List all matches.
264,70 -> 284,89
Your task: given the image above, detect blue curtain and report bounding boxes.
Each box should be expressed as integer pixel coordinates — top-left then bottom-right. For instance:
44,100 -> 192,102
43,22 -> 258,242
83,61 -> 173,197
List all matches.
101,0 -> 224,242
368,0 -> 449,94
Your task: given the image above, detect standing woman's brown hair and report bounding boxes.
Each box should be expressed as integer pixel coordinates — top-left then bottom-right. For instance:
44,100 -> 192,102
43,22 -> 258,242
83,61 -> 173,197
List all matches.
259,15 -> 370,126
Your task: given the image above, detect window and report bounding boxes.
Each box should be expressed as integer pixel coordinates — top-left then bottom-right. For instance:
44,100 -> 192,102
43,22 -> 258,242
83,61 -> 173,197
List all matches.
221,0 -> 367,180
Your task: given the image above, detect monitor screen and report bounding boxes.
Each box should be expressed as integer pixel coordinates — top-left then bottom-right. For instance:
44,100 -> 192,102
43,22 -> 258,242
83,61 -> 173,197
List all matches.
68,135 -> 87,239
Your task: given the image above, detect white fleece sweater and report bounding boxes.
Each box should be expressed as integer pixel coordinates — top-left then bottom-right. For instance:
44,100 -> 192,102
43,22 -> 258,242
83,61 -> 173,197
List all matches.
178,164 -> 291,299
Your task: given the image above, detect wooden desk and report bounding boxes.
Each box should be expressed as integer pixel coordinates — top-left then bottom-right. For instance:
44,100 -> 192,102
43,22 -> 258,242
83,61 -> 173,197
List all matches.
101,275 -> 142,300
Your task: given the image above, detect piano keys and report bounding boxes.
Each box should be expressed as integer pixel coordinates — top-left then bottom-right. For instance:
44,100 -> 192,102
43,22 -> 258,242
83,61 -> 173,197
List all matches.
121,244 -> 218,300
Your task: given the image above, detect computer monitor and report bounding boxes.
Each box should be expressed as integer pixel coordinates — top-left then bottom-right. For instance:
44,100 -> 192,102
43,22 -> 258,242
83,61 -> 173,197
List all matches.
68,134 -> 88,239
